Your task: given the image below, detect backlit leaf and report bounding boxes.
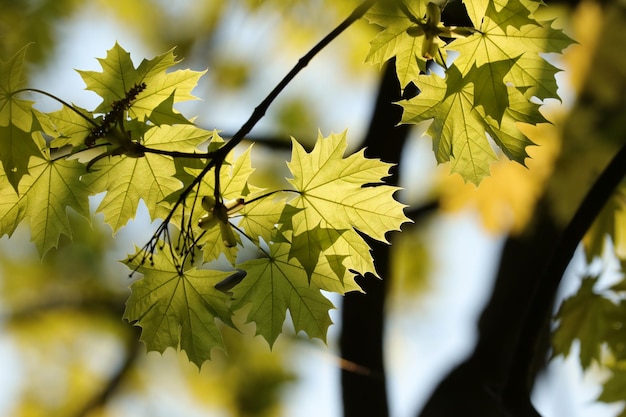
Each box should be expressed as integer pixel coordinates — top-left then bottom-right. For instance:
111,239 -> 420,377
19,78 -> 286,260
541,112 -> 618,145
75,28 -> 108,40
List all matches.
233,242 -> 335,347
124,249 -> 235,367
0,134 -> 90,255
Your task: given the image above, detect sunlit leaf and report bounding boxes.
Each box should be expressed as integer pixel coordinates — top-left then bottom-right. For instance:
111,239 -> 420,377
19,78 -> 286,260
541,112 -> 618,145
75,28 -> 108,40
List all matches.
124,248 -> 235,367
0,134 -> 90,255
233,242 -> 335,347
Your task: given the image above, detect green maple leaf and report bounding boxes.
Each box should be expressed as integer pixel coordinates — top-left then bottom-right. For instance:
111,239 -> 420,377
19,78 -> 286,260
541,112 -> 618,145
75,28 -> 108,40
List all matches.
0,46 -> 42,189
77,42 -> 206,120
369,0 -> 571,184
365,1 -> 431,88
236,195 -> 290,245
217,145 -> 258,199
462,0 -> 490,29
124,249 -> 235,367
0,133 -> 90,255
45,105 -> 94,148
449,0 -> 571,102
552,276 -> 618,369
0,45 -> 33,131
0,121 -> 42,192
142,124 -> 213,153
483,85 -> 543,162
83,124 -> 212,232
197,221 -> 241,265
232,242 -> 337,346
365,1 -> 446,87
288,131 -> 407,241
286,131 -> 409,280
147,90 -> 193,126
401,67 -> 498,183
289,225 -> 346,278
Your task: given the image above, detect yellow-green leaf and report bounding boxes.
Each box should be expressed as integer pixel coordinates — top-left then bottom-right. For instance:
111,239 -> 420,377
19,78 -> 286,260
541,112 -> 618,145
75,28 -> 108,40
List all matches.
0,134 -> 90,255
77,42 -> 206,120
124,248 -> 235,367
233,242 -> 336,347
286,131 -> 408,284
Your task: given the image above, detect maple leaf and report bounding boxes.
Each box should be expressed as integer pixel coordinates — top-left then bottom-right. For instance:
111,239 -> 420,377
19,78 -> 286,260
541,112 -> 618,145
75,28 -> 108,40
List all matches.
77,42 -> 206,120
236,195 -> 290,245
286,131 -> 409,279
449,0 -> 571,102
370,0 -> 571,184
232,242 -> 337,347
552,276 -> 619,369
438,117 -> 561,234
462,0 -> 490,29
401,67 -> 498,183
82,124 -> 212,232
0,133 -> 90,255
188,144 -> 259,264
124,248 -> 235,367
44,105 -> 95,148
0,45 -> 33,131
197,219 -> 241,265
0,46 -> 42,190
365,1 -> 430,88
0,122 -> 43,192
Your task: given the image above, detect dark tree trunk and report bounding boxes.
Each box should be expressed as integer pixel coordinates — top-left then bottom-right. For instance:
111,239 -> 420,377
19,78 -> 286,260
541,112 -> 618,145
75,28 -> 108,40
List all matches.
416,201 -> 561,417
339,60 -> 409,417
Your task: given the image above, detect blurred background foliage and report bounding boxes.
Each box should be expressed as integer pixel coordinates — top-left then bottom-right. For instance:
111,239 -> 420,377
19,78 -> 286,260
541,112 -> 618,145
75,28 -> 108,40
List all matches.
3,0 -> 626,416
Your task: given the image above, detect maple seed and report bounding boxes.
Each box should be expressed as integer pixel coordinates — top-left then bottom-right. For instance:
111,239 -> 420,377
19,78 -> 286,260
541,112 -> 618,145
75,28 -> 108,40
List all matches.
220,221 -> 237,247
198,197 -> 240,247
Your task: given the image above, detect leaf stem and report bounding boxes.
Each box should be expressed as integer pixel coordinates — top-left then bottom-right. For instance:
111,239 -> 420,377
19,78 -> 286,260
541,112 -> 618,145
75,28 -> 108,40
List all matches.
12,88 -> 99,126
239,189 -> 301,207
230,221 -> 271,258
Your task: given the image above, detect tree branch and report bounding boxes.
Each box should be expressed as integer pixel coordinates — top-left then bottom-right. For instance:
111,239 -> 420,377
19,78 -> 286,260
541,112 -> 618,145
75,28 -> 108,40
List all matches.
135,0 -> 377,267
503,141 -> 626,413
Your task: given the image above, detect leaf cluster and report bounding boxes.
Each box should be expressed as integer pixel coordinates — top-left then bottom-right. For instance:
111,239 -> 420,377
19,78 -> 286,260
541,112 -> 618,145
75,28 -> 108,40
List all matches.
0,0 -> 575,370
366,0 -> 572,184
0,43 -> 408,366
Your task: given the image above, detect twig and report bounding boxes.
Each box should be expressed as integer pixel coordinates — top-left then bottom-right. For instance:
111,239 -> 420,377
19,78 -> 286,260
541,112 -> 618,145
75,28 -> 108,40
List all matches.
133,0 -> 377,267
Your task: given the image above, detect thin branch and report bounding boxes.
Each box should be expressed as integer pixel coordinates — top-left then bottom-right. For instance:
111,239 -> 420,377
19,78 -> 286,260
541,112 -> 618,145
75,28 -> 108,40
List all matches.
134,0 -> 376,267
215,0 -> 376,158
140,146 -> 211,159
505,140 -> 626,408
238,189 -> 302,206
75,326 -> 142,417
